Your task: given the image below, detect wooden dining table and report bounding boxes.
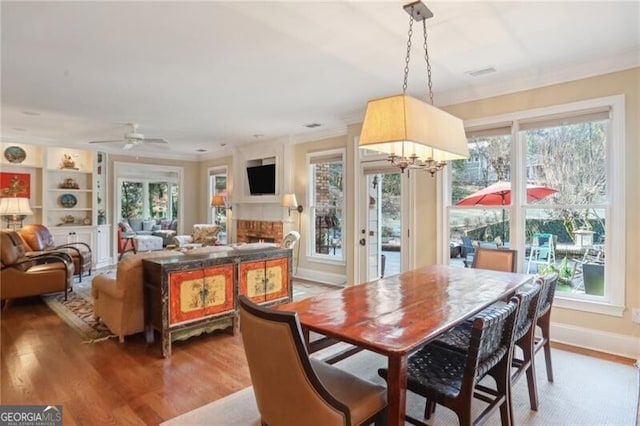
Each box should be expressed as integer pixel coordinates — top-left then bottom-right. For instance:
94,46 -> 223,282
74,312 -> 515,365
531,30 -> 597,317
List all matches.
276,264 -> 533,426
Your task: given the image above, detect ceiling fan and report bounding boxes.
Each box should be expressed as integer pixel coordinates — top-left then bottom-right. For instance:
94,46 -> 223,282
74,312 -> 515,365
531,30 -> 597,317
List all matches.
89,122 -> 169,150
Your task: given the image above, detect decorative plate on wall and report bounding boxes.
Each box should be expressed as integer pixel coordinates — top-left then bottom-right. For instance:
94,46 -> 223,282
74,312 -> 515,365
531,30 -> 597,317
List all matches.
59,193 -> 77,208
4,146 -> 26,164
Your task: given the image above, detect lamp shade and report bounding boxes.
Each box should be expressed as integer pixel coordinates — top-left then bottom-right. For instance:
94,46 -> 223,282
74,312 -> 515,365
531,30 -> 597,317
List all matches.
211,195 -> 226,207
0,197 -> 33,216
281,193 -> 298,209
359,94 -> 469,161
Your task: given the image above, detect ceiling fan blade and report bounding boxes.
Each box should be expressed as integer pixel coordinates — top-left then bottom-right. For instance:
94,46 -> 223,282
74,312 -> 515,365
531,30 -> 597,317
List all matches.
143,138 -> 169,144
89,140 -> 125,144
123,143 -> 135,150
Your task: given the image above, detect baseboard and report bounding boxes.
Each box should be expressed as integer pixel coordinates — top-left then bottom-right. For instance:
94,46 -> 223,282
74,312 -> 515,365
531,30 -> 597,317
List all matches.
293,267 -> 346,287
551,322 -> 640,359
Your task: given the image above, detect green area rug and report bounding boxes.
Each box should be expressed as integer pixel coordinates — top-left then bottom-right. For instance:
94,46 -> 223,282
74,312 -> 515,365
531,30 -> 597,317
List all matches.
42,278 -> 116,343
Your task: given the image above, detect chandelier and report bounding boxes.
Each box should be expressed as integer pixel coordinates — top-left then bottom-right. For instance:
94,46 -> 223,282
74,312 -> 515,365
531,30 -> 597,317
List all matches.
359,1 -> 469,176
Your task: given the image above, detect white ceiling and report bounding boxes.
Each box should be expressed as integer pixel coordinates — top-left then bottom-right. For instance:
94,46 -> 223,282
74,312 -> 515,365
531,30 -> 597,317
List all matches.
2,1 -> 639,160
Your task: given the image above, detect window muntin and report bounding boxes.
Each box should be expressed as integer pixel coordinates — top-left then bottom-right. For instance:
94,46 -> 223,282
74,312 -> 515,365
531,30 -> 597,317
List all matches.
308,150 -> 344,262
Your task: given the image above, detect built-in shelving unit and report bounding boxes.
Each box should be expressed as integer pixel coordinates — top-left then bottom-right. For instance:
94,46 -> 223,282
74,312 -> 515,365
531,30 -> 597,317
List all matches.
0,142 -> 111,267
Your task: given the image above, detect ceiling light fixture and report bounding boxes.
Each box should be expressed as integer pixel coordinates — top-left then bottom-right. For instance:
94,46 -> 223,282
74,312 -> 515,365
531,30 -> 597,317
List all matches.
359,1 -> 469,176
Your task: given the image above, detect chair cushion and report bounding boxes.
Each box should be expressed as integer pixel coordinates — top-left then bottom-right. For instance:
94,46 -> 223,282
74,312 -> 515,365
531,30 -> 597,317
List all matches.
311,359 -> 387,425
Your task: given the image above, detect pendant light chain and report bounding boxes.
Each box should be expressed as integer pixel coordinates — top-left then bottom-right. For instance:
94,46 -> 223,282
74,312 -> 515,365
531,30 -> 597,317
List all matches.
402,13 -> 415,94
423,19 -> 434,106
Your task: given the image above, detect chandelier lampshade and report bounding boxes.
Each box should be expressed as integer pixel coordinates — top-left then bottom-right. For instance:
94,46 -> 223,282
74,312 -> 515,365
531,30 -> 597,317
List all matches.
359,1 -> 469,176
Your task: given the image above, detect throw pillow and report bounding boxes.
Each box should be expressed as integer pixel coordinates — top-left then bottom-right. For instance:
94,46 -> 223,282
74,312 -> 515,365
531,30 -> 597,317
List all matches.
193,225 -> 220,245
142,220 -> 156,231
160,219 -> 171,230
119,221 -> 134,233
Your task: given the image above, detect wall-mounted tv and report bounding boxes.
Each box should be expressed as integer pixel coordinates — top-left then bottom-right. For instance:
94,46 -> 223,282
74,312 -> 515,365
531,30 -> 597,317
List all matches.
246,164 -> 276,195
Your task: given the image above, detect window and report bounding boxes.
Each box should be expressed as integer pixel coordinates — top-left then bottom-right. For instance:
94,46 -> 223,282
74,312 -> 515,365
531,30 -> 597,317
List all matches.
209,168 -> 228,244
120,180 -> 178,220
445,96 -> 625,316
308,149 -> 345,263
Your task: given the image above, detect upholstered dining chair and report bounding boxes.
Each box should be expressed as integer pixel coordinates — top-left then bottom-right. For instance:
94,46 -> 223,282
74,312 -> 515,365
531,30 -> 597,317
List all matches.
20,224 -> 92,281
239,295 -> 387,426
471,247 -> 518,272
1,230 -> 74,303
378,297 -> 520,426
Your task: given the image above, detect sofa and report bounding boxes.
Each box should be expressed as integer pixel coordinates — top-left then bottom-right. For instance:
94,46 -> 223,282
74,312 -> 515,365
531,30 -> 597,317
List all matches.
92,250 -> 184,342
118,218 -> 178,247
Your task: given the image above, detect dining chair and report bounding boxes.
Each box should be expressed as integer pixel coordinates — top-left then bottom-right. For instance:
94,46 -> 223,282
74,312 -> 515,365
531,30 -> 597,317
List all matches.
378,297 -> 520,426
429,282 -> 542,423
239,295 -> 387,426
534,272 -> 559,383
471,247 -> 518,272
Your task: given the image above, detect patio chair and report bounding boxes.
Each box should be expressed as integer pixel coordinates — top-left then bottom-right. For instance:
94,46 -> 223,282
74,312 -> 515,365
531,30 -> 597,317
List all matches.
526,233 -> 556,274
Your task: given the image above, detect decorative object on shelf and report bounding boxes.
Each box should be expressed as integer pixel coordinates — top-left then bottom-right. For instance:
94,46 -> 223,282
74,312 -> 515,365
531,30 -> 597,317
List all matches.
61,153 -> 79,170
83,217 -> 91,225
359,1 -> 469,176
62,215 -> 76,224
4,146 -> 26,164
59,178 -> 80,189
97,209 -> 106,225
0,172 -> 30,198
59,193 -> 78,208
0,196 -> 33,229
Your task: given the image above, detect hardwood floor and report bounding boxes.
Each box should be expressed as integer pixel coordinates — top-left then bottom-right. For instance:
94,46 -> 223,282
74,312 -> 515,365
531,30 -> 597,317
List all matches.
1,287 -> 635,425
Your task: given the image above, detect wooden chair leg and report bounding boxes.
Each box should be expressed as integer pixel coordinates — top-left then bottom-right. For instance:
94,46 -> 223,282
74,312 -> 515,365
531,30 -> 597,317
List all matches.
538,314 -> 554,382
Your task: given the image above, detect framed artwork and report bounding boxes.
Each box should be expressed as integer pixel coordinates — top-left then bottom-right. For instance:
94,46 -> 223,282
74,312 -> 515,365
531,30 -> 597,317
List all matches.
0,172 -> 30,198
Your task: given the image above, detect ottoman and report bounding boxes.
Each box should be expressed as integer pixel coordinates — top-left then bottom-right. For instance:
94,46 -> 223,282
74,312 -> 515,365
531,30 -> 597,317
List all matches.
133,235 -> 164,252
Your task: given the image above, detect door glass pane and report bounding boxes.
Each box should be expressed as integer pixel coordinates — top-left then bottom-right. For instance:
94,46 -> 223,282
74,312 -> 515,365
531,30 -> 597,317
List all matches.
380,173 -> 401,277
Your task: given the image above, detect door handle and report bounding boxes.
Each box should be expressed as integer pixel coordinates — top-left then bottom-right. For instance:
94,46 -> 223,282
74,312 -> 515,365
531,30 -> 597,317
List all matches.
359,238 -> 366,246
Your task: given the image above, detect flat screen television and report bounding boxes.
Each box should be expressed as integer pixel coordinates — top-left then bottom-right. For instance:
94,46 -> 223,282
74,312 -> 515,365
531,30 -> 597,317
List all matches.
246,164 -> 276,195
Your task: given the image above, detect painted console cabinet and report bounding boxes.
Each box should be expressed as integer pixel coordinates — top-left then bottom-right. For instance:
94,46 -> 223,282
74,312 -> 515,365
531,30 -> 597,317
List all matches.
143,247 -> 292,357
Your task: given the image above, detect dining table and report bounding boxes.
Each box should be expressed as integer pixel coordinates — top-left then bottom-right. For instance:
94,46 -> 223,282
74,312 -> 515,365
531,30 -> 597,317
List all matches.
276,264 -> 533,426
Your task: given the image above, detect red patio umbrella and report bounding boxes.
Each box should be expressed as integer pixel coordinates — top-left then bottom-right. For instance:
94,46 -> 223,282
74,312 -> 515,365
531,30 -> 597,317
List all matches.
456,180 -> 557,240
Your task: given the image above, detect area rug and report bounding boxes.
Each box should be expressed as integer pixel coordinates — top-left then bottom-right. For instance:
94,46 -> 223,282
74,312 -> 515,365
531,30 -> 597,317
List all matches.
41,272 -> 116,343
163,347 -> 639,426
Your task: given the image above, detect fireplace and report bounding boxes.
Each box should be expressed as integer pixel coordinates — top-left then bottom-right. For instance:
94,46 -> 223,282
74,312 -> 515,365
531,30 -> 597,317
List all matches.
236,220 -> 283,244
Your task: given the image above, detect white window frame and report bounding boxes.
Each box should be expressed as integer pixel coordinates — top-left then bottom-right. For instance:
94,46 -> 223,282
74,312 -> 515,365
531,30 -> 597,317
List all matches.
208,166 -> 228,244
306,148 -> 346,265
441,95 -> 625,317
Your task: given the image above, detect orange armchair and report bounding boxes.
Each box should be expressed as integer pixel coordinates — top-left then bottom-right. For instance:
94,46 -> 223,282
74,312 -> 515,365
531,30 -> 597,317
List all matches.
1,230 -> 73,302
20,224 -> 92,281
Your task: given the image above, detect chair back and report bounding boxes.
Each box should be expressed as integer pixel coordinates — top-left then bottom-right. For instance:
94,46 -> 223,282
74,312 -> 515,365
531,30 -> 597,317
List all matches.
20,224 -> 56,251
1,231 -> 26,266
513,281 -> 542,341
470,297 -> 519,381
532,233 -> 555,260
281,231 -> 301,249
239,296 -> 351,425
536,272 -> 559,318
472,247 -> 518,272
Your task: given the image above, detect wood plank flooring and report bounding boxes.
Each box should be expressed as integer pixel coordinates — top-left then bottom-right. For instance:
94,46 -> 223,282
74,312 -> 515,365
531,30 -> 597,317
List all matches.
1,288 -> 635,425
